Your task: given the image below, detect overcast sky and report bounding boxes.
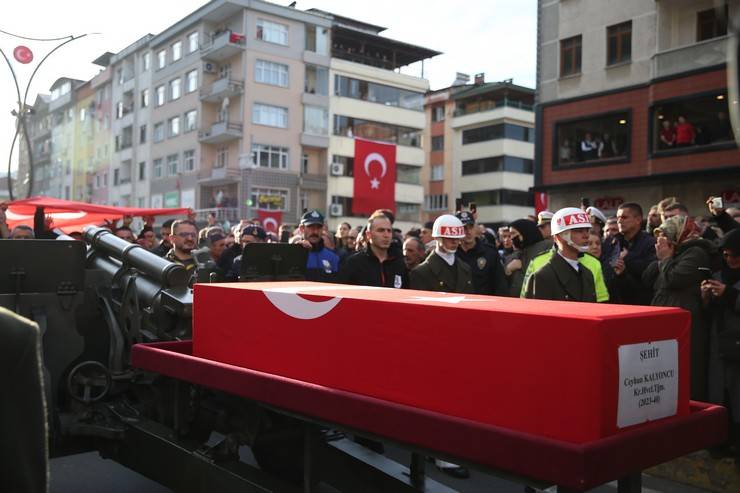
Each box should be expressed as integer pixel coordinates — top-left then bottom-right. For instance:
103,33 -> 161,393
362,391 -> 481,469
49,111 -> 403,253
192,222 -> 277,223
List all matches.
0,0 -> 536,177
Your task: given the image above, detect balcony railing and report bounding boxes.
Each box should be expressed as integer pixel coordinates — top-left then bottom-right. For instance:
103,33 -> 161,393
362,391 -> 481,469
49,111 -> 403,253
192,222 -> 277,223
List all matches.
193,207 -> 241,224
200,78 -> 244,103
453,98 -> 533,117
198,121 -> 243,144
653,36 -> 728,79
201,30 -> 246,62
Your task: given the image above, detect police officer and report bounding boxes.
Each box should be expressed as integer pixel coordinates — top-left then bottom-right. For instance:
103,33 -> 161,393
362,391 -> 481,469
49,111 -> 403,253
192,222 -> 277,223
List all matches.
293,210 -> 340,282
524,207 -> 597,302
455,210 -> 507,296
410,214 -> 473,294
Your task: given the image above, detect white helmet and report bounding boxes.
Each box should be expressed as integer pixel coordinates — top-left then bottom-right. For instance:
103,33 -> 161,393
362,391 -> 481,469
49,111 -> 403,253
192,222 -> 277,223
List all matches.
551,207 -> 592,236
432,214 -> 465,239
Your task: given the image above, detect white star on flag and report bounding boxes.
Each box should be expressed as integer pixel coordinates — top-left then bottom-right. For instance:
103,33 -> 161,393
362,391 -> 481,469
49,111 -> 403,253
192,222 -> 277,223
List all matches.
370,178 -> 380,189
406,295 -> 489,304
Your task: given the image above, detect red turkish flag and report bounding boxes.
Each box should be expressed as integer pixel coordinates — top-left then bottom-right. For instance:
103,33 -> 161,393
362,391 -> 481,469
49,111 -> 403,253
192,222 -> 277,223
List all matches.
534,191 -> 548,215
352,138 -> 396,215
256,210 -> 282,234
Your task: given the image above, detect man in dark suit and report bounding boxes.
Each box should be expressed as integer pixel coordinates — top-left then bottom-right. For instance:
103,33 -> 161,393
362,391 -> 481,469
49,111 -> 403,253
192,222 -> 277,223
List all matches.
410,214 -> 473,294
524,207 -> 597,302
0,307 -> 48,493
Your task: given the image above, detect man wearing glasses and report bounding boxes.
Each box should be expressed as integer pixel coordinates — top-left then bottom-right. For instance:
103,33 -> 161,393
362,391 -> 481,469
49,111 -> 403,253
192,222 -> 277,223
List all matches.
166,219 -> 199,276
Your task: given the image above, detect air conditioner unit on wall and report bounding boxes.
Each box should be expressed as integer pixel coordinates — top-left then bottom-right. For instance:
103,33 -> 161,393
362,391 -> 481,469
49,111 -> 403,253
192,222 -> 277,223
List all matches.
329,162 -> 344,176
329,203 -> 343,217
203,62 -> 216,73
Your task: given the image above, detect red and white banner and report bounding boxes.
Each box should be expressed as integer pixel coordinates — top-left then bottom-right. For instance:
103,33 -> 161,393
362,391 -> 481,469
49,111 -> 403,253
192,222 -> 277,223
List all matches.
534,191 -> 548,215
352,138 -> 396,215
256,209 -> 282,234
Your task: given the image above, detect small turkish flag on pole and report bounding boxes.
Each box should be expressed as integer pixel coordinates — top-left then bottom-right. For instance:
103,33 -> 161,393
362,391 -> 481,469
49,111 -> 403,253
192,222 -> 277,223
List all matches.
534,191 -> 548,215
256,209 -> 282,234
352,138 -> 396,215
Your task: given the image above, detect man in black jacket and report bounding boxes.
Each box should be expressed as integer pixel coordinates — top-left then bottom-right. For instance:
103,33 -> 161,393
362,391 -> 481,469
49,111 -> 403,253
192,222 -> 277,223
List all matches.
339,212 -> 407,288
455,210 -> 507,296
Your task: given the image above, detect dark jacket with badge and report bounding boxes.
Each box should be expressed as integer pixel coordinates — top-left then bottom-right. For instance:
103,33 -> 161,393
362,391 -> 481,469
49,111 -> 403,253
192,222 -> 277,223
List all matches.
409,252 -> 474,294
305,239 -> 340,283
607,230 -> 656,305
523,252 -> 597,302
456,238 -> 507,296
338,247 -> 408,288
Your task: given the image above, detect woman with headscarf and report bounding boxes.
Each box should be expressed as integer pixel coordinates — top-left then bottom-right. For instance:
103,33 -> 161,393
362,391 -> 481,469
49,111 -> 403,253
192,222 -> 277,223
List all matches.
706,229 -> 740,465
505,218 -> 553,297
643,215 -> 714,400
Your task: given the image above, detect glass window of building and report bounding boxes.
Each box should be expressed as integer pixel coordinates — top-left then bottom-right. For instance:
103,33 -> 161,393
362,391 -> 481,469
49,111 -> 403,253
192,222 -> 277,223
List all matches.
560,35 -> 582,76
139,124 -> 147,144
431,135 -> 444,151
155,85 -> 165,106
251,144 -> 289,169
555,111 -> 630,166
153,122 -> 164,142
301,154 -> 309,174
142,52 -> 150,71
141,89 -> 149,108
305,65 -> 328,95
607,21 -> 631,65
138,161 -> 146,181
462,123 -> 534,145
183,150 -> 195,172
432,106 -> 445,122
216,146 -> 228,168
431,165 -> 444,181
153,158 -> 163,178
334,75 -> 423,111
256,19 -> 288,45
305,25 -> 329,55
304,106 -> 328,135
185,110 -> 197,132
396,164 -> 420,184
251,188 -> 288,210
166,154 -> 179,175
170,78 -> 181,100
186,70 -> 198,93
187,32 -> 199,53
461,189 -> 532,207
461,156 -> 533,175
424,194 -> 448,211
651,91 -> 735,154
253,103 -> 288,128
172,41 -> 182,62
697,5 -> 728,42
168,116 -> 180,137
333,115 -> 421,147
157,49 -> 166,69
255,60 -> 288,87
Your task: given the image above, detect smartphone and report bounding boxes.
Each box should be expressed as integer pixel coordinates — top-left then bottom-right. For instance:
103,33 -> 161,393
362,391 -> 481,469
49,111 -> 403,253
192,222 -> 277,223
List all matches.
697,267 -> 712,280
711,197 -> 724,210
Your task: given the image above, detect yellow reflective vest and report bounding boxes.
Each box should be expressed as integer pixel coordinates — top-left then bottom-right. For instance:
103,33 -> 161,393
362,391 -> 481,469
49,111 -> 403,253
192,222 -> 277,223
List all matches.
520,249 -> 609,302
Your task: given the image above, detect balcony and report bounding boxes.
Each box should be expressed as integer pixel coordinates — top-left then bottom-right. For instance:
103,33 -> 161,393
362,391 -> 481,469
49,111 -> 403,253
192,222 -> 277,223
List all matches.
299,173 -> 327,191
453,98 -> 533,117
198,121 -> 242,144
197,166 -> 240,184
193,207 -> 240,224
653,36 -> 728,79
201,30 -> 246,62
200,78 -> 244,103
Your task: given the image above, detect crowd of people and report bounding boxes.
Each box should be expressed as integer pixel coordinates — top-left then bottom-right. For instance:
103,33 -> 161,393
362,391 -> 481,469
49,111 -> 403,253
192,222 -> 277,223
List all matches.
2,197 -> 740,475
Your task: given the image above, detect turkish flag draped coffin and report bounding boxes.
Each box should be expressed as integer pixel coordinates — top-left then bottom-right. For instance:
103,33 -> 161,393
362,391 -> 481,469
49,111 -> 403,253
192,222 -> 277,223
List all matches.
256,210 -> 282,234
193,282 -> 691,444
352,138 -> 396,215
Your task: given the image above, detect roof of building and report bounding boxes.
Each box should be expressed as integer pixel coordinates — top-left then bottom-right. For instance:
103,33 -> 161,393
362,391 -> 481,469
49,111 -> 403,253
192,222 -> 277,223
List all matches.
92,52 -> 114,68
331,25 -> 440,69
306,8 -> 386,34
451,80 -> 534,100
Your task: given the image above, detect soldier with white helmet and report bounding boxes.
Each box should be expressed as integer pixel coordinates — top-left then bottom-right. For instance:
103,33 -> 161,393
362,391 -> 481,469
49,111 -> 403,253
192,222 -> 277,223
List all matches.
524,207 -> 597,302
409,214 -> 473,294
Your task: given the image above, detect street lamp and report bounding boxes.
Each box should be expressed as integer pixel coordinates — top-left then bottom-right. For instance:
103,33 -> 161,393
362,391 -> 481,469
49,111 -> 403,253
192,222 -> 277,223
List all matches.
0,28 -> 90,200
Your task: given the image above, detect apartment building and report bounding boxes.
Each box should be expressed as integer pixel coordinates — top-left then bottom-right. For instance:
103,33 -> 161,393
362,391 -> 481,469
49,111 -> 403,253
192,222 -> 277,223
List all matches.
536,0 -> 739,215
47,78 -> 85,200
89,57 -> 113,205
423,76 -> 535,227
18,94 -> 51,198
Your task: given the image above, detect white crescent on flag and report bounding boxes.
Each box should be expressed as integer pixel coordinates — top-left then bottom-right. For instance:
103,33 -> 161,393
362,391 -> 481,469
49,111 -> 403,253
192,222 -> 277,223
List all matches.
262,285 -> 382,320
363,152 -> 387,178
263,217 -> 278,232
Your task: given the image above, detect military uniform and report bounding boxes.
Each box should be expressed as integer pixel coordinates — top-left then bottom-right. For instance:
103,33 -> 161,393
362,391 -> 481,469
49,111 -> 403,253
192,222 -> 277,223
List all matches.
520,249 -> 609,302
456,238 -> 507,296
523,252 -> 597,302
410,252 -> 474,294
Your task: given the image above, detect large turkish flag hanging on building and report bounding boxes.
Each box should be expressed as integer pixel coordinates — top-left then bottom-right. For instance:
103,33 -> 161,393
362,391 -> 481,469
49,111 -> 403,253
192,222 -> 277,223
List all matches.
352,138 -> 396,215
256,209 -> 282,234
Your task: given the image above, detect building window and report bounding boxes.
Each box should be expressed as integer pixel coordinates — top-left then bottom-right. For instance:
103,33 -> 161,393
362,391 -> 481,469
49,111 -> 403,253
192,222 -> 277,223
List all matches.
560,35 -> 582,77
157,49 -> 166,69
305,65 -> 328,95
251,187 -> 288,211
168,116 -> 180,137
256,19 -> 288,46
397,164 -> 420,184
431,165 -> 444,181
138,161 -> 146,180
169,78 -> 181,100
396,203 -> 420,221
251,143 -> 289,169
172,41 -> 182,62
139,124 -> 147,144
186,69 -> 198,93
461,190 -> 533,207
142,52 -> 150,71
155,85 -> 165,106
431,135 -> 444,151
153,122 -> 164,142
301,153 -> 309,174
555,111 -> 630,167
305,25 -> 328,55
253,103 -> 288,128
697,5 -> 728,42
255,60 -> 288,87
607,21 -> 631,65
424,194 -> 448,211
651,91 -> 735,155
216,146 -> 228,168
334,74 -> 424,111
303,106 -> 328,135
462,123 -> 534,145
153,158 -> 163,178
188,32 -> 199,53
461,156 -> 534,175
432,106 -> 445,122
95,174 -> 101,188
183,150 -> 195,172
185,110 -> 197,131
166,154 -> 179,175
333,115 -> 422,147
141,89 -> 149,108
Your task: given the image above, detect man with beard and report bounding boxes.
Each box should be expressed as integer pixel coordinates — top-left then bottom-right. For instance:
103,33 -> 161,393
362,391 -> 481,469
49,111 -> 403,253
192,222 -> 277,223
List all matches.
166,220 -> 199,281
293,210 -> 339,282
455,210 -> 507,296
